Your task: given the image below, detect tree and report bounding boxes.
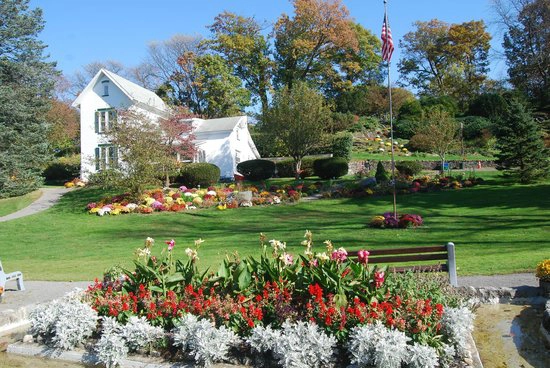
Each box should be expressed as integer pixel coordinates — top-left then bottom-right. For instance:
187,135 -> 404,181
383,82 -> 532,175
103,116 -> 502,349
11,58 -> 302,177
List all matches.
71,60 -> 126,96
0,0 -> 57,198
398,19 -> 491,109
158,107 -> 196,187
263,82 -> 330,178
175,53 -> 251,117
273,0 -> 359,90
106,109 -> 196,198
409,109 -> 459,174
44,99 -> 80,156
497,0 -> 550,112
495,99 -> 549,183
146,34 -> 203,105
207,11 -> 273,115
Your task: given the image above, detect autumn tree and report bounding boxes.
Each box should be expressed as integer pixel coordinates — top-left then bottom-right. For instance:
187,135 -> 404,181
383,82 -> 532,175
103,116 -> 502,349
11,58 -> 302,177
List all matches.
158,107 -> 196,187
495,99 -> 549,183
496,0 -> 550,112
398,19 -> 491,109
273,0 -> 380,93
409,109 -> 460,174
207,11 -> 273,115
0,0 -> 57,198
44,99 -> 80,155
263,82 -> 330,178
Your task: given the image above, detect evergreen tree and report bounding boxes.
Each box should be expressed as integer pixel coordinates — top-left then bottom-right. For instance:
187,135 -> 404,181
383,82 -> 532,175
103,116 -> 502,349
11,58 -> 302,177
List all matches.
0,0 -> 57,197
495,100 -> 549,183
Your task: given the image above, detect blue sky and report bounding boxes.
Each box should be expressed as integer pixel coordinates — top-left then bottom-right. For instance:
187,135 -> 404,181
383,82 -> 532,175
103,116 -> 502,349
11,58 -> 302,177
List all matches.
30,0 -> 507,83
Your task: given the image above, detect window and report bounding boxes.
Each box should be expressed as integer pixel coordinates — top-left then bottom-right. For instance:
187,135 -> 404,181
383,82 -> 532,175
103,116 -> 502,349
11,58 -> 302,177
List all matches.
101,80 -> 109,96
235,150 -> 241,165
94,145 -> 118,171
94,108 -> 117,134
194,149 -> 206,163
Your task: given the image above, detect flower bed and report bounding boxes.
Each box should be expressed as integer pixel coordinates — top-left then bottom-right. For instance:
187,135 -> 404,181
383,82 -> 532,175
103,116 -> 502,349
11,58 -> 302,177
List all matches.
369,212 -> 424,229
86,184 -> 309,216
321,175 -> 484,199
30,232 -> 474,368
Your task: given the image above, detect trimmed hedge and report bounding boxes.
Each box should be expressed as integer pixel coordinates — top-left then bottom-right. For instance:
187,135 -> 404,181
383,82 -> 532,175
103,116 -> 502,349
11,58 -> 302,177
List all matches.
395,161 -> 423,177
43,154 -> 81,183
177,163 -> 220,187
237,159 -> 276,181
375,161 -> 390,183
313,158 -> 349,179
276,158 -> 316,178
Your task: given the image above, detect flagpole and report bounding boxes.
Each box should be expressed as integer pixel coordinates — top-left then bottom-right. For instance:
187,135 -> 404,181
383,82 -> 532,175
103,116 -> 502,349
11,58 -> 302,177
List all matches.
384,0 -> 397,218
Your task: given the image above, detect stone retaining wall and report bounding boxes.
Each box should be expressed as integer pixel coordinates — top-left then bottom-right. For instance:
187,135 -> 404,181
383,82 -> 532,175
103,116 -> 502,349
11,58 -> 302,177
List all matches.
349,160 -> 496,175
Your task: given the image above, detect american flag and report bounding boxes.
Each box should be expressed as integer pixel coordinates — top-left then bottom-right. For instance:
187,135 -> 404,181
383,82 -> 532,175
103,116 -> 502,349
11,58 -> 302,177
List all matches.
381,14 -> 394,62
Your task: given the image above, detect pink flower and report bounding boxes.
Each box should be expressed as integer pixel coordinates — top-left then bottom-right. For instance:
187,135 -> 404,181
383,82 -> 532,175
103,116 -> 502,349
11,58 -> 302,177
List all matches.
374,271 -> 385,288
165,239 -> 175,251
357,250 -> 370,265
331,247 -> 348,263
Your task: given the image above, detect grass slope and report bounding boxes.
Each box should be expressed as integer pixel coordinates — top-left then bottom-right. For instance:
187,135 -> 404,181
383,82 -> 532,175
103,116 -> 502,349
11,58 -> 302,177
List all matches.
0,175 -> 547,281
0,190 -> 42,217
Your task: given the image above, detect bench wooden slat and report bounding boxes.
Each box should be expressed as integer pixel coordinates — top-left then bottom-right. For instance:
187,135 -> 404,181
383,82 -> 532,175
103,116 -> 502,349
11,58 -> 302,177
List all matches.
348,245 -> 447,257
367,253 -> 449,264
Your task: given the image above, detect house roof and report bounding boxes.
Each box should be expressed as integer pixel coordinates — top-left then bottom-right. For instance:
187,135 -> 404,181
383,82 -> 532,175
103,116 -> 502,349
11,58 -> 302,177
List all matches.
72,69 -> 167,114
193,116 -> 245,134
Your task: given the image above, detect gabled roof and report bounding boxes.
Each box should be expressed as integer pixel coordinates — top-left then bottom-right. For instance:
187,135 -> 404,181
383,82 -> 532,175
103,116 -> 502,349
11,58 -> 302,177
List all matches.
193,116 -> 245,134
72,69 -> 167,114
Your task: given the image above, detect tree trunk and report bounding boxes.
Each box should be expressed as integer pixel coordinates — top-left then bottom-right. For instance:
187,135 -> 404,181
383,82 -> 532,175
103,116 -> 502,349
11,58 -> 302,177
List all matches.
440,156 -> 445,175
165,172 -> 171,188
294,158 -> 302,180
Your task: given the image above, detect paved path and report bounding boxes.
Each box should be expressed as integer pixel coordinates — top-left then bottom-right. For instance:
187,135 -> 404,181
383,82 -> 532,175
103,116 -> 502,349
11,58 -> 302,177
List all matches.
0,188 -> 70,223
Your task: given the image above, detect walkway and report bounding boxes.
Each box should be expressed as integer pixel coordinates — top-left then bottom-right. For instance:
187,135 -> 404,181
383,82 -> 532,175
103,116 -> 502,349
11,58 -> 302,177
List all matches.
0,188 -> 70,223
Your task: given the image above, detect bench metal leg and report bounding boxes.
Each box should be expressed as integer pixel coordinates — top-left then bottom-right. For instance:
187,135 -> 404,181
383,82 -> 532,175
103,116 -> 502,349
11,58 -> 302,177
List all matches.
16,275 -> 25,291
447,242 -> 458,287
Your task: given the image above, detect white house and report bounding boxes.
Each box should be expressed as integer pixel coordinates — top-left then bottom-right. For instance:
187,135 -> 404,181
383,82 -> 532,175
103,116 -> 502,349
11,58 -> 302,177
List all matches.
72,69 -> 260,180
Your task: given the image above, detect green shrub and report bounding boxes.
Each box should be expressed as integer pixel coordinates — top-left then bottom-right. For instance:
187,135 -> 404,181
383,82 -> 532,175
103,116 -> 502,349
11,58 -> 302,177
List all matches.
375,161 -> 390,183
313,157 -> 349,179
395,161 -> 423,177
276,158 -> 316,178
177,163 -> 220,187
87,168 -> 123,190
330,132 -> 353,160
43,154 -> 81,183
236,159 -> 276,181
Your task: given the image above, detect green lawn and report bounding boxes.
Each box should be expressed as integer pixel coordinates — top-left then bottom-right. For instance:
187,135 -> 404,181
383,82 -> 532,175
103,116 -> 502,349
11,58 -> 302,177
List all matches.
0,190 -> 42,217
351,152 -> 495,162
0,173 -> 547,281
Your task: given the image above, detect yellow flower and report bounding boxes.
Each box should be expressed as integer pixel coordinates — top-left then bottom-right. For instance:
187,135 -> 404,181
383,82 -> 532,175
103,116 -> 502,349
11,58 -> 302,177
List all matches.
536,259 -> 550,281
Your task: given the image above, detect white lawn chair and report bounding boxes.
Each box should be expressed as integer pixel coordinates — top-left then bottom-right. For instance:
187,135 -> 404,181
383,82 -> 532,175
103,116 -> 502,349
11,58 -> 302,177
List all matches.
0,260 -> 25,291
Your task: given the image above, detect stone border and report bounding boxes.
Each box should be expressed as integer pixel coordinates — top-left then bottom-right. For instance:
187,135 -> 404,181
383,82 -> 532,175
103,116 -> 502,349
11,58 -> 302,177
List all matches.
542,300 -> 550,348
7,341 -> 244,368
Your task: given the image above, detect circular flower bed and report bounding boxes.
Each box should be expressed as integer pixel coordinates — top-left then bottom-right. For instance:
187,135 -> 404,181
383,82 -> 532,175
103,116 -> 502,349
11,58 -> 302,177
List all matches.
369,212 -> 424,229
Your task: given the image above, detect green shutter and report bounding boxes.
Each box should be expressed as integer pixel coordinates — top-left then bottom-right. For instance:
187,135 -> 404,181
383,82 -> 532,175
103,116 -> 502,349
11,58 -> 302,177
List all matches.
94,111 -> 99,133
94,147 -> 100,170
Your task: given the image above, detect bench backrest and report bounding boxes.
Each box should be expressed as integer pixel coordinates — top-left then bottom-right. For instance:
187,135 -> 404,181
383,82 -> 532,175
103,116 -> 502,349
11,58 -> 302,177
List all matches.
347,242 -> 457,286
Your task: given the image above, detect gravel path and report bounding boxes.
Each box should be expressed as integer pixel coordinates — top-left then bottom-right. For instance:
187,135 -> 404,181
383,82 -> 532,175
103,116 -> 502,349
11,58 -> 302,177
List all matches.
0,187 -> 70,223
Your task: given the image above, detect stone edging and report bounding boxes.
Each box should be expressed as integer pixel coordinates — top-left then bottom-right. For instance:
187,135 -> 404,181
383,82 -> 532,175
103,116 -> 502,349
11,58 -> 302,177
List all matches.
542,300 -> 550,348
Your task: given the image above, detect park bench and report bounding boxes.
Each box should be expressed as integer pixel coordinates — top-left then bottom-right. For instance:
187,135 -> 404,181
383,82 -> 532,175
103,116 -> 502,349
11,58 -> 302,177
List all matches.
0,260 -> 25,293
347,242 -> 458,287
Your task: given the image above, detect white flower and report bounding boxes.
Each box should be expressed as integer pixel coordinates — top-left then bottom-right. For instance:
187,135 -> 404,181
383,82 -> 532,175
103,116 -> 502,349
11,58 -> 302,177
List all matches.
97,209 -> 105,216
194,238 -> 205,247
316,252 -> 330,262
144,237 -> 154,248
207,190 -> 217,196
273,196 -> 281,204
185,248 -> 199,261
184,192 -> 194,197
136,247 -> 151,258
126,203 -> 138,210
187,205 -> 197,210
101,206 -> 112,212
